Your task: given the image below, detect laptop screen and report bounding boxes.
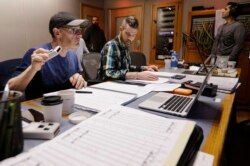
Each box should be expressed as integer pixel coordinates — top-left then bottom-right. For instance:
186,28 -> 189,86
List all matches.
194,66 -> 215,101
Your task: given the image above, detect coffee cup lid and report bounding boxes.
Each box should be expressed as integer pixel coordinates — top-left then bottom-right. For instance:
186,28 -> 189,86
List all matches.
68,111 -> 87,124
41,96 -> 63,106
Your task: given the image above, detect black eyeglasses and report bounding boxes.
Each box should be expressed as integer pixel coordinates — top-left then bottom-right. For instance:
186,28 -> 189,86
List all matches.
61,27 -> 82,35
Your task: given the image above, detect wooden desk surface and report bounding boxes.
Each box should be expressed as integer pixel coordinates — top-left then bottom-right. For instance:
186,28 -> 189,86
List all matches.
21,86 -> 236,166
202,92 -> 235,166
202,69 -> 239,166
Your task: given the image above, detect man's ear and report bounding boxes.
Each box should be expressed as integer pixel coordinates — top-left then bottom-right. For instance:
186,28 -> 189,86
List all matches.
119,26 -> 124,32
53,28 -> 61,38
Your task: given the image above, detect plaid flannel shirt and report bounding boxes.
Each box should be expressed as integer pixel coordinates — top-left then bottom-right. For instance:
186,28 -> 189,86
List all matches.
99,35 -> 144,80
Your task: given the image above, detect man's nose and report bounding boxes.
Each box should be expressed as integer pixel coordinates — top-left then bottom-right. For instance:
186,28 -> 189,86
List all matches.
76,34 -> 82,39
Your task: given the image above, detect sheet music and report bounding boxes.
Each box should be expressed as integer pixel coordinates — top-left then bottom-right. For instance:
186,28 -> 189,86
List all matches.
192,151 -> 214,166
148,71 -> 176,78
169,74 -> 239,93
145,83 -> 181,92
91,81 -> 153,98
74,87 -> 136,112
189,66 -> 200,71
209,76 -> 239,92
1,105 -> 196,166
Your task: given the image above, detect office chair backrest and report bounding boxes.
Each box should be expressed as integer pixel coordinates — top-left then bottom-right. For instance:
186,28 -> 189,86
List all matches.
130,51 -> 146,66
0,58 -> 22,90
81,52 -> 101,81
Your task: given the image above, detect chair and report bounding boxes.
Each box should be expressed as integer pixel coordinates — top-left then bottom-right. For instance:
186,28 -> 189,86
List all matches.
81,52 -> 102,84
130,51 -> 147,66
0,58 -> 22,90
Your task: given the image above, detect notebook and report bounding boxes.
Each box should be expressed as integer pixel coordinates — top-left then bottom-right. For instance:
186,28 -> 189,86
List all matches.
139,67 -> 214,117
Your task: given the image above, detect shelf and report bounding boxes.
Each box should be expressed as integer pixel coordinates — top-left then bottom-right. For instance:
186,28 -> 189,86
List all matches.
150,1 -> 182,65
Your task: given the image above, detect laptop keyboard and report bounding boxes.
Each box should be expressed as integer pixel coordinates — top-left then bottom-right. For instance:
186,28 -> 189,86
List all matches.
159,95 -> 193,113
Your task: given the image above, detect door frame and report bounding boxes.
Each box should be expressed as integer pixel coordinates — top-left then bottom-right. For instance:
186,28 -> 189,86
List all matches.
80,4 -> 105,32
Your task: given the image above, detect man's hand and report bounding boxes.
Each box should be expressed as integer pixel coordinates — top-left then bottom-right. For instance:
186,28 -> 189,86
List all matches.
138,71 -> 158,81
69,73 -> 87,89
144,65 -> 159,71
30,48 -> 50,72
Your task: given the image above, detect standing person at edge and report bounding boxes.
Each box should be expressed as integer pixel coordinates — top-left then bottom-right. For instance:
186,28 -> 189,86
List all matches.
206,2 -> 246,66
84,16 -> 106,52
74,38 -> 90,72
8,12 -> 88,100
98,16 -> 159,81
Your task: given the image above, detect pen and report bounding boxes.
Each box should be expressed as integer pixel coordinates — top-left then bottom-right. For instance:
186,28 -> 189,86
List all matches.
75,91 -> 93,94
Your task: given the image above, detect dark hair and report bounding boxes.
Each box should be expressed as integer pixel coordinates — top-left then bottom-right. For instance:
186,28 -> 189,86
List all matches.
227,2 -> 240,19
125,16 -> 139,29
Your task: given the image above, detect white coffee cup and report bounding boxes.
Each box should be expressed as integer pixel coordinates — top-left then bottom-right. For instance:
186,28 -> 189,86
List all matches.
164,58 -> 171,69
41,96 -> 63,123
215,55 -> 229,68
227,61 -> 236,69
58,89 -> 75,115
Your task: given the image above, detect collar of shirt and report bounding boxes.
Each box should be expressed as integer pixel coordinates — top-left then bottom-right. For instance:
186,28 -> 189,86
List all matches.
117,34 -> 127,49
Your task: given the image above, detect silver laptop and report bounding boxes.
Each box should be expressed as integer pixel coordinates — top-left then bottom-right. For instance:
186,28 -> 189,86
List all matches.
139,67 -> 214,117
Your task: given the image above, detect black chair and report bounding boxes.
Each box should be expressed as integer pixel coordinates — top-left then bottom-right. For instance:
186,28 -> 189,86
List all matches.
130,51 -> 147,66
0,58 -> 22,90
81,52 -> 102,84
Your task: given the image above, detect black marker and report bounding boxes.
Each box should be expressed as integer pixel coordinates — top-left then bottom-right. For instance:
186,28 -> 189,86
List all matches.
75,91 -> 93,94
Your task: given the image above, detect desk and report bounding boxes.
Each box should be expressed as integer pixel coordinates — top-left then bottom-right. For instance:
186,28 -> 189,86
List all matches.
201,69 -> 239,166
125,91 -> 232,166
18,80 -> 234,166
20,92 -> 234,166
159,68 -> 237,165
202,93 -> 234,166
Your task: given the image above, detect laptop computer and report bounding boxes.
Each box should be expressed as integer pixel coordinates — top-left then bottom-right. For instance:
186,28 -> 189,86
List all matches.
139,66 -> 214,117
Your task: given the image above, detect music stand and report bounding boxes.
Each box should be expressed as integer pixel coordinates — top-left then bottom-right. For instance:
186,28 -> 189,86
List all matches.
182,32 -> 212,74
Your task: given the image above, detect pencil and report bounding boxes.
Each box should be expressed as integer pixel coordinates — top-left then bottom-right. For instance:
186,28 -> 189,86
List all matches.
75,91 -> 93,94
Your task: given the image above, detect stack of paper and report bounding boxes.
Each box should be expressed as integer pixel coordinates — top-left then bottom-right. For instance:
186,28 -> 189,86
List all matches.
92,81 -> 181,96
1,105 -> 201,166
168,74 -> 239,93
74,87 -> 137,112
91,81 -> 152,97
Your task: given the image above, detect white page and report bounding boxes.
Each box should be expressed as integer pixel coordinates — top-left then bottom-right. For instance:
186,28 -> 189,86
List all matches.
209,76 -> 239,91
145,83 -> 181,92
91,81 -> 153,97
189,66 -> 200,71
148,71 -> 176,77
74,87 -> 136,112
169,74 -> 239,92
192,151 -> 214,166
2,105 -> 196,166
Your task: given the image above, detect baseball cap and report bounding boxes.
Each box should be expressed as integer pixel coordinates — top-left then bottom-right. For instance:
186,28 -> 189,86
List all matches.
49,11 -> 89,36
